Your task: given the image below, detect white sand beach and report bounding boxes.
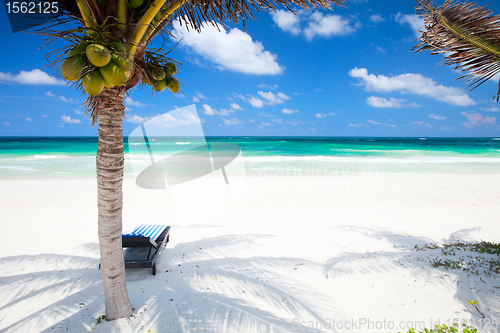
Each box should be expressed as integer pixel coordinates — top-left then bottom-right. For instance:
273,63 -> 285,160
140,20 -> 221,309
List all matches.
1,172 -> 500,332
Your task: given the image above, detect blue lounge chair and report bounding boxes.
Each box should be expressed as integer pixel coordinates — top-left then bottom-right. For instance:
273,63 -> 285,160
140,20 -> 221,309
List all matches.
122,224 -> 170,275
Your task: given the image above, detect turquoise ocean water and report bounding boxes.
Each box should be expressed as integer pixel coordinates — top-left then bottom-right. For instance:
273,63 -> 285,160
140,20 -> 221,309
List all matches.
1,137 -> 500,179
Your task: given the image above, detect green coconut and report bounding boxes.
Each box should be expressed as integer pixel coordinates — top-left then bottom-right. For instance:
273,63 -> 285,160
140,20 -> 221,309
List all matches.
166,77 -> 180,93
129,0 -> 143,8
61,56 -> 85,82
150,66 -> 165,80
99,62 -> 127,86
164,62 -> 177,76
86,44 -> 111,67
154,79 -> 167,92
82,70 -> 105,96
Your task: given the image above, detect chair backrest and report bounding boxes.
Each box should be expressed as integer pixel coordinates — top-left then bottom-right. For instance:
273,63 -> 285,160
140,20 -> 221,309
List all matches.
123,224 -> 167,241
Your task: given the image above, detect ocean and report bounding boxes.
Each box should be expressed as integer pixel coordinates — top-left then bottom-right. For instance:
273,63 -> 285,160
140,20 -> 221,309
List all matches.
1,137 -> 500,179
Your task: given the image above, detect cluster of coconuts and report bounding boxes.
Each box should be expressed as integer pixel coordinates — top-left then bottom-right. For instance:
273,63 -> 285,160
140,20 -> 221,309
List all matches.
61,41 -> 133,96
143,61 -> 180,93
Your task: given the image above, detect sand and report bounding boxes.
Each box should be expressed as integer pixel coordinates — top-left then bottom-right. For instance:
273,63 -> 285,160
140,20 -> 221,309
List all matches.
1,172 -> 500,332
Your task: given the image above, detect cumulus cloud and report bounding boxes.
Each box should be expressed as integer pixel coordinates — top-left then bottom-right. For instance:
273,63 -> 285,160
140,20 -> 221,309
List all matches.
411,121 -> 433,129
173,20 -> 282,75
282,108 -> 298,114
270,10 -> 301,35
258,91 -> 291,104
369,14 -> 385,23
125,97 -> 147,107
202,104 -> 235,116
316,112 -> 336,118
0,69 -> 65,85
428,114 -> 447,120
395,13 -> 424,37
257,112 -> 275,117
61,115 -> 81,124
231,103 -> 243,110
461,112 -> 497,127
271,10 -> 357,40
349,67 -> 475,106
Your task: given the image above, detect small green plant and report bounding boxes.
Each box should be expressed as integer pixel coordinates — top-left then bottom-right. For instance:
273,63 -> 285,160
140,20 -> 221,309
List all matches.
95,314 -> 106,324
394,321 -> 479,332
412,241 -> 500,275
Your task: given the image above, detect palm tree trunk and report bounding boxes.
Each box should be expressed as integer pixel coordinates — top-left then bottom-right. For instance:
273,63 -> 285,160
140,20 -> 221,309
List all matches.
96,86 -> 133,320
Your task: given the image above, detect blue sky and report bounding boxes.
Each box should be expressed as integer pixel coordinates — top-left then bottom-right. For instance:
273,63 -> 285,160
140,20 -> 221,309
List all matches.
1,0 -> 500,137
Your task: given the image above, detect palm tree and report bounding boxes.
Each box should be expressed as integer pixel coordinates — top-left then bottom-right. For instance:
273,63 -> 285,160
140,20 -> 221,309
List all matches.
413,0 -> 500,102
39,0 -> 346,321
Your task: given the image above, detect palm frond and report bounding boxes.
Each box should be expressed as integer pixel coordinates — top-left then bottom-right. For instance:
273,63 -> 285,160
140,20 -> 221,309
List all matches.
412,0 -> 500,102
175,0 -> 346,32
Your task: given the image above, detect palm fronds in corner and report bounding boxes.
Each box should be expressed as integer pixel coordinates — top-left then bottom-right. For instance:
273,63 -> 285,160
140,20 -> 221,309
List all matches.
412,0 -> 500,101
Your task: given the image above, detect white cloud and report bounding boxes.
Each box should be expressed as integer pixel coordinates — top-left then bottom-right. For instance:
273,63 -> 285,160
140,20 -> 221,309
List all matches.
173,20 -> 283,75
59,96 -> 76,103
42,115 -> 49,117
231,103 -> 243,110
369,14 -> 385,23
193,96 -> 200,102
366,96 -> 406,108
304,12 -> 356,40
223,118 -> 244,125
125,97 -> 147,107
395,13 -> 424,37
347,122 -> 368,128
248,96 -> 265,108
0,69 -> 65,85
236,91 -> 290,108
316,112 -> 336,118
257,91 -> 291,105
46,91 -> 56,97
368,119 -> 397,128
202,104 -> 235,116
411,121 -> 433,129
349,67 -> 476,106
258,112 -> 275,117
271,10 -> 301,35
461,112 -> 497,127
261,122 -> 272,126
3,121 -> 10,126
282,108 -> 299,114
125,115 -> 146,123
203,104 -> 217,115
287,120 -> 303,126
481,106 -> 500,112
271,10 -> 357,40
61,115 -> 81,124
257,83 -> 279,90
73,109 -> 82,114
26,118 -> 33,121
428,114 -> 447,120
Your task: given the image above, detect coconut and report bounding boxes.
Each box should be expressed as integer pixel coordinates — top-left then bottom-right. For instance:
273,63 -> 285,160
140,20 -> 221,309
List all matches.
82,70 -> 105,96
164,62 -> 177,76
154,79 -> 167,92
86,44 -> 111,67
61,56 -> 85,82
99,62 -> 127,86
166,77 -> 180,93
